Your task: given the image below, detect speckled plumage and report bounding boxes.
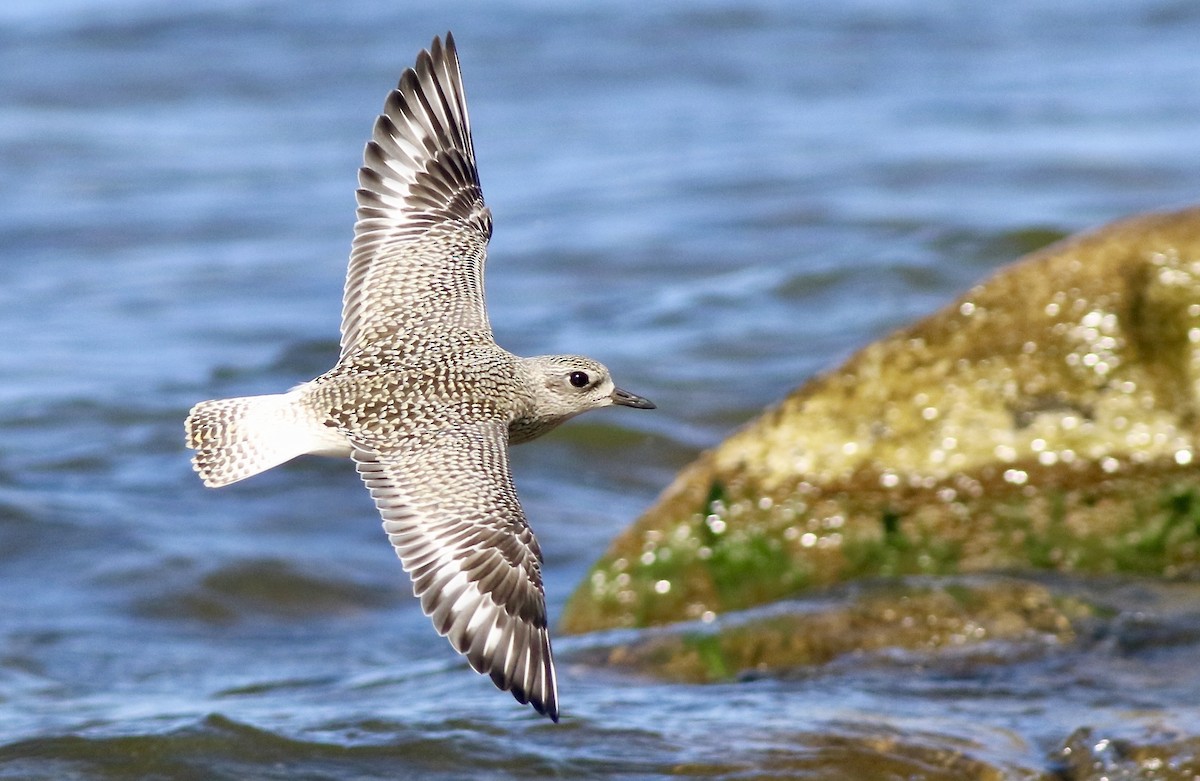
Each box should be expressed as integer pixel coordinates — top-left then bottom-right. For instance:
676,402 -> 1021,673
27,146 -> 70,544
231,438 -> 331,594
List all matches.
184,33 -> 654,722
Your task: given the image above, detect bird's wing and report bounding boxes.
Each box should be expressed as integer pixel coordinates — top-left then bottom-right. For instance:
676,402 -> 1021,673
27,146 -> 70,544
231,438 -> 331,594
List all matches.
340,32 -> 494,361
352,420 -> 559,721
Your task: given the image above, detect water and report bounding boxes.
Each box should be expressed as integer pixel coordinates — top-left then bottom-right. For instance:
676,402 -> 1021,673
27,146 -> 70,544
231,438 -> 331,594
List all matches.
2,0 -> 1200,777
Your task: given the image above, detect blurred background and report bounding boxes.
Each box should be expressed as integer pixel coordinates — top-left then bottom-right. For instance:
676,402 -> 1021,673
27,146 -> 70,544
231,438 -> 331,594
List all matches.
1,0 -> 1199,778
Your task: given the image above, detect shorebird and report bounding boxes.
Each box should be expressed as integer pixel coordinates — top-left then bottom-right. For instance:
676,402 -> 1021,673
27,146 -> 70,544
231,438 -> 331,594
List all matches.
184,32 -> 654,722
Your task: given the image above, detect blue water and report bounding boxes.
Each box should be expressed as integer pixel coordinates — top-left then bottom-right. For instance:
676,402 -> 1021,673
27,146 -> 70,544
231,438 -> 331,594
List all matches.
3,0 -> 1200,777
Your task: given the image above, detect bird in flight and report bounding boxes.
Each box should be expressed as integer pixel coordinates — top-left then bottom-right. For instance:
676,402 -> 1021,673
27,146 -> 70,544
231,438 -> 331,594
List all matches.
185,32 -> 654,722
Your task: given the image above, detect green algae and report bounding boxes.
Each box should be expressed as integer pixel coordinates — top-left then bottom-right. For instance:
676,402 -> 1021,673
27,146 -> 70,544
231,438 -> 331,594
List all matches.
565,207 -> 1200,634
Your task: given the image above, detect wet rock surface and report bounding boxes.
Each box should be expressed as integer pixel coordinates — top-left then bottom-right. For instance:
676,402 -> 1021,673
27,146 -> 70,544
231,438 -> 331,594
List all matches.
564,207 -> 1200,635
1055,725 -> 1200,781
573,575 -> 1089,684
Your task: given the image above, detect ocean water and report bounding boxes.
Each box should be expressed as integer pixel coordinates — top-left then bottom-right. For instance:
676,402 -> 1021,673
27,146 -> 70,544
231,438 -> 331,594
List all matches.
2,0 -> 1200,777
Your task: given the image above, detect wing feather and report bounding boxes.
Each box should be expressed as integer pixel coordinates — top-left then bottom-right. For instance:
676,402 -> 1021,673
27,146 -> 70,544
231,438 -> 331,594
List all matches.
352,422 -> 559,721
340,32 -> 494,361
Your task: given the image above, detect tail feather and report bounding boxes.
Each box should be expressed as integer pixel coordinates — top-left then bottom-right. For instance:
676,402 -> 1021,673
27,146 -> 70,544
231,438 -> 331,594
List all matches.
185,393 -> 329,487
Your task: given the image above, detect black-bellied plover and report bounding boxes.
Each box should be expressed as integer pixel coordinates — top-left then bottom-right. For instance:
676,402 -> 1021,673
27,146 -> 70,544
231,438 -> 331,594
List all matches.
184,33 -> 654,722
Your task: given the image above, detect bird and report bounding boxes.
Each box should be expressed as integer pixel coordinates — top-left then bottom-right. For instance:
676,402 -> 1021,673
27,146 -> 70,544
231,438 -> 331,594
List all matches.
184,32 -> 654,722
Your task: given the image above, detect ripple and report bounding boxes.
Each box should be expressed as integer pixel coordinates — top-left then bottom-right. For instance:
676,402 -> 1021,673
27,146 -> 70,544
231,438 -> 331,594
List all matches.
133,558 -> 394,625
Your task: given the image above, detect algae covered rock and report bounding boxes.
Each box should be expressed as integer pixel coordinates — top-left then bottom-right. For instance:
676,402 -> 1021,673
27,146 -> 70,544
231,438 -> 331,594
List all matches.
573,575 -> 1090,684
564,207 -> 1200,634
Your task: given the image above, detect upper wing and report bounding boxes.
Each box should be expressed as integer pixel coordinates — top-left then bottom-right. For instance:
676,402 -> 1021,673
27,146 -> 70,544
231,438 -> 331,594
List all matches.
352,421 -> 559,721
341,32 -> 494,360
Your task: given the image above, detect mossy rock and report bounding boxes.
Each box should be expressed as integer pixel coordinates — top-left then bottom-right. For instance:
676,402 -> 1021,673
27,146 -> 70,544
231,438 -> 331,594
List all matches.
572,576 -> 1091,684
564,207 -> 1200,634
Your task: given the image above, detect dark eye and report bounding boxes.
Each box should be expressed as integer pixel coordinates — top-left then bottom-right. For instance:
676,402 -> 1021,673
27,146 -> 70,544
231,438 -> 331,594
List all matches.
568,371 -> 590,388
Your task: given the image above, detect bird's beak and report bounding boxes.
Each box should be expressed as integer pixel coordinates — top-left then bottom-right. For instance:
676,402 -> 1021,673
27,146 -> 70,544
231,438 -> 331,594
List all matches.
611,387 -> 656,409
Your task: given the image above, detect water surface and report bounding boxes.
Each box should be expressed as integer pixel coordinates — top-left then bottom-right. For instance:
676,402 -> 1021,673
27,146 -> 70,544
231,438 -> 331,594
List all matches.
3,0 -> 1200,777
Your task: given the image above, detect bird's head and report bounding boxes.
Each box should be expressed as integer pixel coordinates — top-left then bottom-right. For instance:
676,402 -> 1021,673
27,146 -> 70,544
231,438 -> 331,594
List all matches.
518,355 -> 655,435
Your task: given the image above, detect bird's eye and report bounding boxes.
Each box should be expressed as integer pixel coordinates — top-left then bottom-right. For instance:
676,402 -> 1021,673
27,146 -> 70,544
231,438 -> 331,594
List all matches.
568,371 -> 590,388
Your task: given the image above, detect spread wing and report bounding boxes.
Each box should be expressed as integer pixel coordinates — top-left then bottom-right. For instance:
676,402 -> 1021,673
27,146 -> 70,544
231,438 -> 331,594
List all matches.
340,32 -> 494,361
352,421 -> 559,721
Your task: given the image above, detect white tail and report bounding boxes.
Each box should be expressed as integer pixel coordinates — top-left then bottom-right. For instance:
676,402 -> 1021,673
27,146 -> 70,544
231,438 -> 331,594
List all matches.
185,392 -> 337,487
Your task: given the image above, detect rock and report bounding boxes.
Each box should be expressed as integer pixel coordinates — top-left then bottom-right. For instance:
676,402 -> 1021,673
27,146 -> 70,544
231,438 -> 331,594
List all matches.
571,575 -> 1090,684
1055,725 -> 1200,780
564,207 -> 1200,634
